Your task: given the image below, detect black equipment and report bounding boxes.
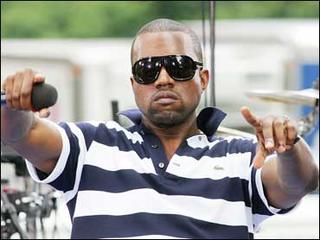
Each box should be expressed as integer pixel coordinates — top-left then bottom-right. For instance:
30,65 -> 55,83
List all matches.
1,153 -> 58,239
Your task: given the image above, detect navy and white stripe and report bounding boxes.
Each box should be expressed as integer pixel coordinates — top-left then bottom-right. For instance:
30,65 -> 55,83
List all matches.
25,107 -> 293,239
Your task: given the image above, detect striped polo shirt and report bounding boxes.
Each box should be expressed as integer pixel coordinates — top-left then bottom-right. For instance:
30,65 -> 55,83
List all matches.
26,107 -> 293,239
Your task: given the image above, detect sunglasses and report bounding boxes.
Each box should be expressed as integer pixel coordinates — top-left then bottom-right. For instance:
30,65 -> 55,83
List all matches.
132,55 -> 203,84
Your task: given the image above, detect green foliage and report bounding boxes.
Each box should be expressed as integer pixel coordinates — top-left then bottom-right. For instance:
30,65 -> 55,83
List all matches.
1,1 -> 319,38
216,1 -> 319,19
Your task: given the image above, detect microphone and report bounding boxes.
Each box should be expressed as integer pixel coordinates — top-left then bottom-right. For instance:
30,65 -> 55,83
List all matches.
1,83 -> 58,111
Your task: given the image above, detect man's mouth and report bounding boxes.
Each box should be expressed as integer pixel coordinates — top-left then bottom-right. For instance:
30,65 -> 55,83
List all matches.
153,91 -> 179,105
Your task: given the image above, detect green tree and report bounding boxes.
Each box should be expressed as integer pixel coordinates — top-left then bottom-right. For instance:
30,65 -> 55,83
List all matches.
1,1 -> 318,38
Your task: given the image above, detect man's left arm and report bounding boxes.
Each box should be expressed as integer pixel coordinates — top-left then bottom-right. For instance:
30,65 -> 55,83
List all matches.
241,106 -> 319,209
261,137 -> 318,209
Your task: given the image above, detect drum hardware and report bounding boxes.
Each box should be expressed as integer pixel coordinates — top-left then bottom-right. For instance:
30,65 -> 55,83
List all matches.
1,154 -> 58,239
245,79 -> 319,137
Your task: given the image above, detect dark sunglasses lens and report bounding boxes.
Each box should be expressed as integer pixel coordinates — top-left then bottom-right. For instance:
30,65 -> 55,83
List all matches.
133,59 -> 159,84
166,56 -> 195,80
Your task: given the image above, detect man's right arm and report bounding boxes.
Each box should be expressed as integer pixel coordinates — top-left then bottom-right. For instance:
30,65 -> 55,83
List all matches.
1,69 -> 62,174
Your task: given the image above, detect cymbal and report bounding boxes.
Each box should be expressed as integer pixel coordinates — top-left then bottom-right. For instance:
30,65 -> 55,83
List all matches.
245,88 -> 319,106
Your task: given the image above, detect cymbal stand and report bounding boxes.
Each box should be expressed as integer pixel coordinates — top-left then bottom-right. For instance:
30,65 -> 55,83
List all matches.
298,79 -> 319,137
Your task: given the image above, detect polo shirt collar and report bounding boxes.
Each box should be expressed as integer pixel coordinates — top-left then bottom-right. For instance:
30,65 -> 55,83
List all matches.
118,107 -> 226,136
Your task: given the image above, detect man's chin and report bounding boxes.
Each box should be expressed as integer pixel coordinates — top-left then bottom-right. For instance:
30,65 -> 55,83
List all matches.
149,110 -> 183,127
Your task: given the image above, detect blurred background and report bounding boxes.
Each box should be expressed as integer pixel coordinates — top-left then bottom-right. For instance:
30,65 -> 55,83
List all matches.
1,1 -> 319,239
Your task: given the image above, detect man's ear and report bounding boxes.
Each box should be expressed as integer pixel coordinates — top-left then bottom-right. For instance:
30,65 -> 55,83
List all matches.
199,69 -> 209,92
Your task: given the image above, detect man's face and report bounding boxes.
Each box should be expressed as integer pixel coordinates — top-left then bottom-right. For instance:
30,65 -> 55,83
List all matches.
131,31 -> 209,128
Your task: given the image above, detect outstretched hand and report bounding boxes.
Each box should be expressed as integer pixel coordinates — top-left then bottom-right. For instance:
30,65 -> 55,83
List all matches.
240,106 -> 298,168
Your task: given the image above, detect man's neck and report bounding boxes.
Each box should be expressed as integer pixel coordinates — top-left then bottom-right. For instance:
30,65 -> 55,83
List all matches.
142,114 -> 201,160
143,114 -> 200,138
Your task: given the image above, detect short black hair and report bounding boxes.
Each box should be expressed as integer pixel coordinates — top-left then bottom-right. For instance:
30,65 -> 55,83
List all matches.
131,18 -> 203,65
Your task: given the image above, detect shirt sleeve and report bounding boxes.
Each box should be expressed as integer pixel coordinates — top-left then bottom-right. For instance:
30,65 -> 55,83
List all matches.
25,120 -> 99,196
233,137 -> 297,230
249,154 -> 297,230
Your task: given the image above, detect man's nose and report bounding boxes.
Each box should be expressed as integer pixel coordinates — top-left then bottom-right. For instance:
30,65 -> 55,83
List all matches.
154,67 -> 175,88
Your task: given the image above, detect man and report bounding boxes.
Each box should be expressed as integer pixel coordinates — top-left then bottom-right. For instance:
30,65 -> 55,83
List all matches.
1,18 -> 319,239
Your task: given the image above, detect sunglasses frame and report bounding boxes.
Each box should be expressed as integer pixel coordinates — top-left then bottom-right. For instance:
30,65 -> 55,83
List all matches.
132,55 -> 203,84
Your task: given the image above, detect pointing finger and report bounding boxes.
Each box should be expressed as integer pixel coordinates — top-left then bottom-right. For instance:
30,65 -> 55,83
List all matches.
240,106 -> 261,128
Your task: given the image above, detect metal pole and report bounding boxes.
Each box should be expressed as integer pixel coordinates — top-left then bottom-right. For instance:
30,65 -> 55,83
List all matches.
209,1 -> 216,107
201,1 -> 208,107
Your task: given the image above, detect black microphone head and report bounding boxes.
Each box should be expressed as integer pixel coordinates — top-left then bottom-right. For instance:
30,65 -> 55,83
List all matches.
31,83 -> 58,111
